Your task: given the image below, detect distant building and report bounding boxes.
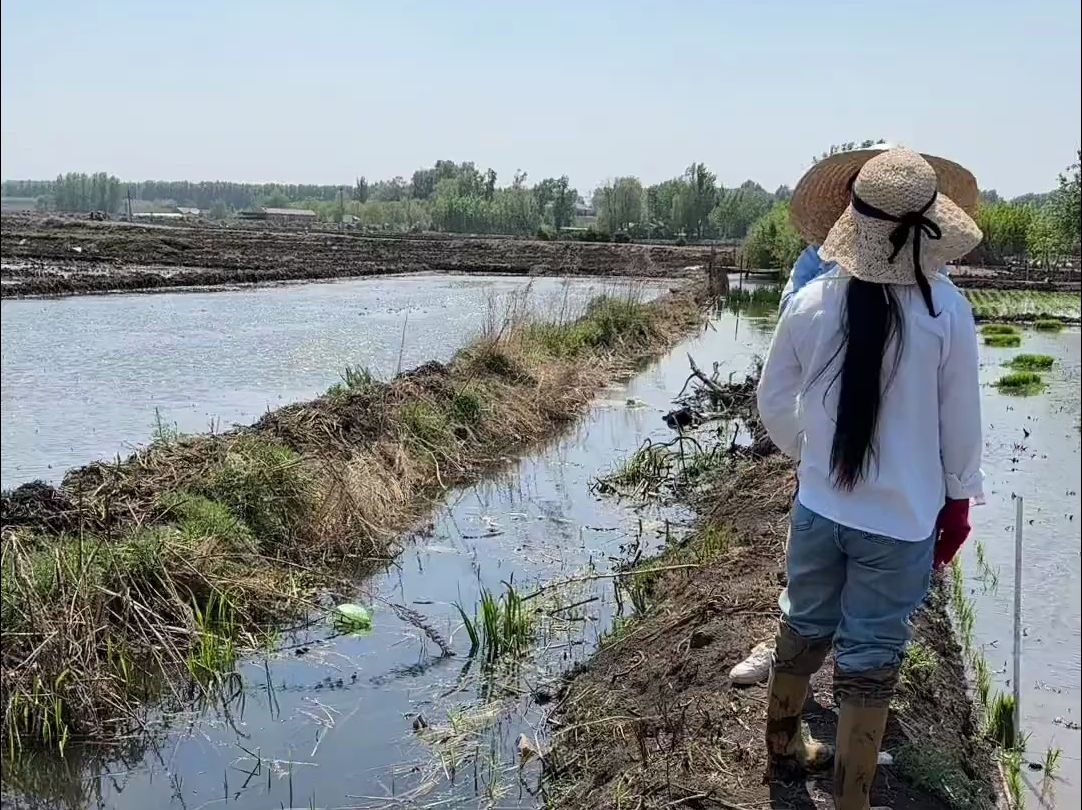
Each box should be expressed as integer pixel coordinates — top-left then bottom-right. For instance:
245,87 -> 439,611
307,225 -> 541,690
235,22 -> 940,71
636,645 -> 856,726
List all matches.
133,212 -> 185,220
238,207 -> 318,223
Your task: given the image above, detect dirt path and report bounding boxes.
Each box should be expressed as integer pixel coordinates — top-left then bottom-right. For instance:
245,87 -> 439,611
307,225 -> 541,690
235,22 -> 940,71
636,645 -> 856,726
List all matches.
0,214 -> 727,297
545,456 -> 997,809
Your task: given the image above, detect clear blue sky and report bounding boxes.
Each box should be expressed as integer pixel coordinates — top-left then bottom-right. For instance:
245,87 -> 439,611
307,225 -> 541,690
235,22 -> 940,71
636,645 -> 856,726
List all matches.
2,0 -> 1079,198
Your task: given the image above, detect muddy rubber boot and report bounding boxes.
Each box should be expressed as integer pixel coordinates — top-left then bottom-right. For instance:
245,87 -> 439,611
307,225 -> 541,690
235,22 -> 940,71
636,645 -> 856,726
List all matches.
833,703 -> 890,810
766,670 -> 833,773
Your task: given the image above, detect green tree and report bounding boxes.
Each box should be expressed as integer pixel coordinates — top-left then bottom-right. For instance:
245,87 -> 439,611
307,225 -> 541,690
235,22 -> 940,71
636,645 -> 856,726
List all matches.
709,181 -> 773,238
1027,208 -> 1069,268
643,179 -> 681,236
550,176 -> 577,231
673,162 -> 717,239
593,177 -> 643,233
743,203 -> 804,269
353,176 -> 369,203
974,202 -> 1034,259
1052,149 -> 1081,251
814,138 -> 886,163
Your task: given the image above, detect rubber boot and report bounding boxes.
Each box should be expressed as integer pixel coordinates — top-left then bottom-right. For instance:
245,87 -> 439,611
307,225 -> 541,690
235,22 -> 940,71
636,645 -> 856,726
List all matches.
766,670 -> 833,772
833,702 -> 889,810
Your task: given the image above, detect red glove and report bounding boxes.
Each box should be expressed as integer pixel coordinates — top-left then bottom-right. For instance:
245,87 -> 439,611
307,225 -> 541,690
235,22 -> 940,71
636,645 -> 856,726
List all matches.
934,498 -> 971,568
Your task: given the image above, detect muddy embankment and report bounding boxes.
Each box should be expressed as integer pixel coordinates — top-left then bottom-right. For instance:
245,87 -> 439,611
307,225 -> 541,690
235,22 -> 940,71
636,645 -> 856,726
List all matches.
543,379 -> 998,809
0,213 -> 729,297
0,287 -> 706,753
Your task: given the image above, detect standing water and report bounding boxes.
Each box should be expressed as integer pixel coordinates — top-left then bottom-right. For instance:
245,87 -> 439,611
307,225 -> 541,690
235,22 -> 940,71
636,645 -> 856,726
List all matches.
1,308 -> 776,810
0,274 -> 665,488
965,326 -> 1081,806
2,297 -> 1079,808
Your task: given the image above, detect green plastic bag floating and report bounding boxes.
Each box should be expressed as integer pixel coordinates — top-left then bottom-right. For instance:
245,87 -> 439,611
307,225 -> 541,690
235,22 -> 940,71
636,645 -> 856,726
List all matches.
334,603 -> 373,634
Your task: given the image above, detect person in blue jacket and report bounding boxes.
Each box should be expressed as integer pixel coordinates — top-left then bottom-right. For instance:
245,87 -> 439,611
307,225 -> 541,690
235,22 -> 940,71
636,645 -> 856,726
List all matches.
781,245 -> 832,312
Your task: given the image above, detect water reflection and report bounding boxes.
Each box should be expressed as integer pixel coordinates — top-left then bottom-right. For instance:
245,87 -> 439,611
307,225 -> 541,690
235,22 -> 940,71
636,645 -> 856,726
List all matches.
0,274 -> 665,488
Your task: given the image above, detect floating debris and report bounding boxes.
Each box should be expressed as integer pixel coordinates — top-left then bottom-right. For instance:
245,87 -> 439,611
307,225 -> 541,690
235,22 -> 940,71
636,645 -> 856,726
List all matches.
333,603 -> 373,633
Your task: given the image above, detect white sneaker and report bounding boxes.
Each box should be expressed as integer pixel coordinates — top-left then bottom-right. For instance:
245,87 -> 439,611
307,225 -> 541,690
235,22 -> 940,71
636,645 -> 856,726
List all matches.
729,641 -> 773,685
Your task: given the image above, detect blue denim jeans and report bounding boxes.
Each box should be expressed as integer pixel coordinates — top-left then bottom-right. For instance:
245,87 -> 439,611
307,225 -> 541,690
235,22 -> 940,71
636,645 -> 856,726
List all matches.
779,501 -> 934,674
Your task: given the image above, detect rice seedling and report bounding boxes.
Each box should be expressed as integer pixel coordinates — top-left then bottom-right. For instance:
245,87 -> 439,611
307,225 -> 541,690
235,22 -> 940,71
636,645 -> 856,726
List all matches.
1001,747 -> 1025,809
994,371 -> 1045,396
984,333 -> 1023,348
1043,745 -> 1062,777
461,583 -> 534,663
987,691 -> 1018,749
1033,318 -> 1065,332
965,289 -> 1081,322
980,323 -> 1020,336
1007,353 -> 1055,371
971,651 -> 992,707
725,285 -> 783,312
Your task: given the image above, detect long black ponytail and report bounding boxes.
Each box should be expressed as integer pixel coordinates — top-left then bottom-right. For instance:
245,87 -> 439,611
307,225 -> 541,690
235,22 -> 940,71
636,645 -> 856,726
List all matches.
828,278 -> 906,490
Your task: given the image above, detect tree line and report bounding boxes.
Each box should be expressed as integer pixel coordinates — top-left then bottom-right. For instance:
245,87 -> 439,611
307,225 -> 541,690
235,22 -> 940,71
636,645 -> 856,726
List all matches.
3,150 -> 1078,269
973,150 -> 1081,268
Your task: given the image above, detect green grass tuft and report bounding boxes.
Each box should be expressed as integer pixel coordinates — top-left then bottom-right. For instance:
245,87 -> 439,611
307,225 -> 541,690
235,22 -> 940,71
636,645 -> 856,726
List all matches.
1033,318 -> 1065,332
205,436 -> 311,550
327,365 -> 376,398
449,387 -> 485,426
725,285 -> 783,312
694,523 -> 731,563
523,296 -> 655,358
159,491 -> 256,552
1007,353 -> 1054,371
900,641 -> 938,686
994,371 -> 1045,395
984,333 -> 1022,348
399,401 -> 453,449
980,323 -> 1020,335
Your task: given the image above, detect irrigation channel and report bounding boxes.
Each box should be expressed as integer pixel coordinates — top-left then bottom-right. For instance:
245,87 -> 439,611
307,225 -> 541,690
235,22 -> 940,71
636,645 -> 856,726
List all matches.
1,278 -> 1079,809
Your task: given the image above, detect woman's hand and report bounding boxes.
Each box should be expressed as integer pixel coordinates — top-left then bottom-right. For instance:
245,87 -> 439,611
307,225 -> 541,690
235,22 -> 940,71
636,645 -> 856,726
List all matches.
934,498 -> 971,568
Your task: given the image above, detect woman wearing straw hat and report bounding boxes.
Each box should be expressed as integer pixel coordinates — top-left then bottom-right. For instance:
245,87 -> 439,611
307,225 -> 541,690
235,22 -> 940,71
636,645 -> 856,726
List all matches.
728,144 -> 980,689
756,148 -> 984,809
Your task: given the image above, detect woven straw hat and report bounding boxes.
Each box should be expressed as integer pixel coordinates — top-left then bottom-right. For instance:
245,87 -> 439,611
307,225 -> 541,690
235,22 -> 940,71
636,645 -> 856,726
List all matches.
818,148 -> 983,286
790,143 -> 979,244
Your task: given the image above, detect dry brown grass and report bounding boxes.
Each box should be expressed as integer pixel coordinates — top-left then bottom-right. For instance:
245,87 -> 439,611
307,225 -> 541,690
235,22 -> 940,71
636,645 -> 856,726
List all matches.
1,288 -> 704,751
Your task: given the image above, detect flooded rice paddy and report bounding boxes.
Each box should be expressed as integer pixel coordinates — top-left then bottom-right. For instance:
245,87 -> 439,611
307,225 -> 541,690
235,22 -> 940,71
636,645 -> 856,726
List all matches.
0,274 -> 665,488
0,277 -> 1078,808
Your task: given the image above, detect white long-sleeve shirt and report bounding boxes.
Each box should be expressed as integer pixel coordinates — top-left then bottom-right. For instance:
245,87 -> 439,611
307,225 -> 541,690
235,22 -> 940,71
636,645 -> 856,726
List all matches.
757,267 -> 984,541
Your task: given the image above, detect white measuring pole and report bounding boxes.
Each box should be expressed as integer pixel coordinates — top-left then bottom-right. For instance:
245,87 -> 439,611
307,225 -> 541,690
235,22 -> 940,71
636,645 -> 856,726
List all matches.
1012,496 -> 1023,746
